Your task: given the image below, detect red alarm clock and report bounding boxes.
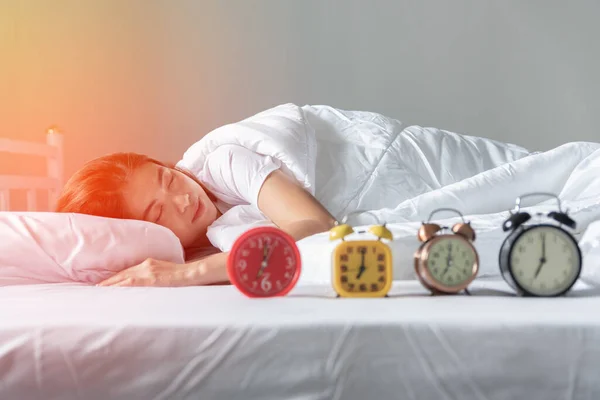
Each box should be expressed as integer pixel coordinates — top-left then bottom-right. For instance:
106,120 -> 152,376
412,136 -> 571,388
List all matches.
227,226 -> 301,297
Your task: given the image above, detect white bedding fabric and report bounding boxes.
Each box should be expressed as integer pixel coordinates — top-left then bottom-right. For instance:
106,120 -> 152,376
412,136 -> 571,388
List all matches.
179,103 -> 600,282
2,279 -> 600,400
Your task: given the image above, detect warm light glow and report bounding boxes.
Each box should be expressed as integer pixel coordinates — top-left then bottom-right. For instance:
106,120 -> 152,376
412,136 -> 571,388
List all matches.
1,1 -> 226,180
47,125 -> 61,135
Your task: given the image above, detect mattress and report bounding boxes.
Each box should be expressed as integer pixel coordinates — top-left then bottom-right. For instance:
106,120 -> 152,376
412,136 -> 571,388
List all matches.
2,278 -> 600,400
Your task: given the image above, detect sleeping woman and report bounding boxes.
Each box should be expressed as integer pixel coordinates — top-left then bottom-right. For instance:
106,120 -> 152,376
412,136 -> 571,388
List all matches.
55,103 -> 534,287
55,148 -> 338,287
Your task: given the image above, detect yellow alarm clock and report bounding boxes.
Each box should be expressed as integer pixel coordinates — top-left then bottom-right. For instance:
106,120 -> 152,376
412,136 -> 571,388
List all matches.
329,211 -> 394,298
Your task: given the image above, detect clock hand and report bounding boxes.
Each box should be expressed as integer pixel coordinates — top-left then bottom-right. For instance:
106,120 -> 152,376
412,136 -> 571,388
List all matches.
534,233 -> 548,279
534,259 -> 545,278
356,248 -> 367,279
541,232 -> 546,263
257,243 -> 270,278
442,243 -> 453,277
356,266 -> 366,279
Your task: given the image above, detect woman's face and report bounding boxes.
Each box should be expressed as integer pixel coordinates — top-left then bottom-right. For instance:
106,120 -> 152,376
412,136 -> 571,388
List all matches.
123,162 -> 219,248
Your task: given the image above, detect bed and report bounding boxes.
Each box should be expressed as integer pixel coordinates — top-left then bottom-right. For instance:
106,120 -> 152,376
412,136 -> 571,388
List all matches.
2,278 -> 600,400
2,128 -> 600,400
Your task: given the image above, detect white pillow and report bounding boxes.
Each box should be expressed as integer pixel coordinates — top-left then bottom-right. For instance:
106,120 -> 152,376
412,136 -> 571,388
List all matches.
0,212 -> 185,286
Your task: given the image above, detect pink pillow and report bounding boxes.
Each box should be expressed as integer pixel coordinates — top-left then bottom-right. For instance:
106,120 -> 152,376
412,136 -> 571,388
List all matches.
0,212 -> 185,286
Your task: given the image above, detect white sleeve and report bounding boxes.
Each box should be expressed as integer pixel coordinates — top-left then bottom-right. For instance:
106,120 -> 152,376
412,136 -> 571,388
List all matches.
196,144 -> 281,207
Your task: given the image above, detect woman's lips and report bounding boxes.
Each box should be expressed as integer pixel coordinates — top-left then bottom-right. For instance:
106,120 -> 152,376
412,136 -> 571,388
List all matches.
192,198 -> 204,223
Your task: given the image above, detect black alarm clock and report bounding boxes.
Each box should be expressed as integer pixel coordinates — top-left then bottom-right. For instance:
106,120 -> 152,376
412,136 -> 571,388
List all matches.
499,192 -> 582,297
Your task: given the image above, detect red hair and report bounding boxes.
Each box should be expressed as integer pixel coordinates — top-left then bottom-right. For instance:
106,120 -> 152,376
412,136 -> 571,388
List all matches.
55,152 -> 215,219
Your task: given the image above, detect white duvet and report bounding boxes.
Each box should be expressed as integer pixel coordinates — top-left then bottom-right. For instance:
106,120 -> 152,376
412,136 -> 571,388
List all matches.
181,103 -> 600,283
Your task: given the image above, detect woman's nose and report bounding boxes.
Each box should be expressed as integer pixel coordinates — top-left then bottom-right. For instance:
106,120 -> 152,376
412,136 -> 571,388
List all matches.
173,193 -> 191,213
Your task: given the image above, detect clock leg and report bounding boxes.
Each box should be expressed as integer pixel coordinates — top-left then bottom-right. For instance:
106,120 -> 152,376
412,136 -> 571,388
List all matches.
464,288 -> 471,296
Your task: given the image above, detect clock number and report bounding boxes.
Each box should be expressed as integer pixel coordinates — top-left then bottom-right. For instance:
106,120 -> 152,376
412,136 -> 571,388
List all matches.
347,247 -> 354,254
378,265 -> 385,272
242,250 -> 250,257
284,246 -> 291,255
370,283 -> 379,292
237,259 -> 247,270
341,275 -> 348,283
340,255 -> 348,261
260,274 -> 272,292
249,240 -> 256,248
377,254 -> 385,261
286,257 -> 294,267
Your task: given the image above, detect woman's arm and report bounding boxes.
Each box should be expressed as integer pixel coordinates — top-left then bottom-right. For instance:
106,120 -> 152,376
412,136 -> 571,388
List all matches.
257,169 -> 337,240
97,252 -> 230,287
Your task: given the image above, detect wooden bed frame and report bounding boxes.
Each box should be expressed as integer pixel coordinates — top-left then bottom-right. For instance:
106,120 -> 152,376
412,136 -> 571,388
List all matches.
0,127 -> 64,211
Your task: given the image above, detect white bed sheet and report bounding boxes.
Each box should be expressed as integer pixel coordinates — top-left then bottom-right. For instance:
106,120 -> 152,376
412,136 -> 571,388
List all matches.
2,279 -> 600,400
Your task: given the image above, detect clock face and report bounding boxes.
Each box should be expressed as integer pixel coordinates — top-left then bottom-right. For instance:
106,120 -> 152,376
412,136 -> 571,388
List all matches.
228,227 -> 301,297
332,240 -> 392,297
424,236 -> 477,288
509,225 -> 581,296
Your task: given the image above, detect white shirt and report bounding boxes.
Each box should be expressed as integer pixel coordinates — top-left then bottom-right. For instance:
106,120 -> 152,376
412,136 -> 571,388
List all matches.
190,144 -> 281,211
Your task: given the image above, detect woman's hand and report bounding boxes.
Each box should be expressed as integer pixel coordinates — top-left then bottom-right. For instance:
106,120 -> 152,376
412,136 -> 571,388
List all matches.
97,258 -> 195,287
97,252 -> 231,287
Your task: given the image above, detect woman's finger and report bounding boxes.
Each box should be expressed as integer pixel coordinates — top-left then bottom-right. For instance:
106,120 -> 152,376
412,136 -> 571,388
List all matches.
97,273 -> 128,286
110,277 -> 135,287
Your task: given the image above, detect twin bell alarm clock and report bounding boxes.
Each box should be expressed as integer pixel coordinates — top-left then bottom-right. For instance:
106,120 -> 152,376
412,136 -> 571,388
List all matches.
499,192 -> 582,297
414,208 -> 480,294
328,211 -> 394,298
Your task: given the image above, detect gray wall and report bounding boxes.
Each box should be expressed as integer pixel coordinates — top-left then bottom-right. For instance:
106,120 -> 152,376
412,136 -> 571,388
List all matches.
2,0 -> 599,182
